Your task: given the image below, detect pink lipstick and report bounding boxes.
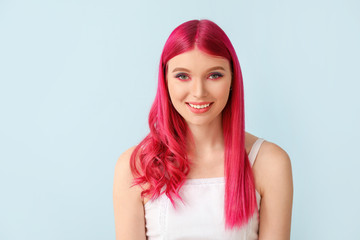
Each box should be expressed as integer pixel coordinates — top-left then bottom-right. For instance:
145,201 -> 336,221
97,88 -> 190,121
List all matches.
186,102 -> 213,113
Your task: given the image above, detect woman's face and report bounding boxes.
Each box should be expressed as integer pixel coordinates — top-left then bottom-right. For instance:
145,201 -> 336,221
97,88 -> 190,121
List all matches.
166,48 -> 232,127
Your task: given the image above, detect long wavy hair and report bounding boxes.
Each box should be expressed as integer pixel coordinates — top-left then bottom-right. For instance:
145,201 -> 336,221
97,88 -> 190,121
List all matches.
129,19 -> 258,230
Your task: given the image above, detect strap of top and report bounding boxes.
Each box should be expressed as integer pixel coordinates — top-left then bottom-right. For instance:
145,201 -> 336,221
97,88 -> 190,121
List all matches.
248,138 -> 265,167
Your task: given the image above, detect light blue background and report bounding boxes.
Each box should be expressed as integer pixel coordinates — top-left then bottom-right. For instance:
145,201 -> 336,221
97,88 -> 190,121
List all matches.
0,0 -> 359,239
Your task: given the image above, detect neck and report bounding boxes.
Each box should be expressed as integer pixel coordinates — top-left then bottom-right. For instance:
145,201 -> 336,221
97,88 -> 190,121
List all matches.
186,116 -> 224,160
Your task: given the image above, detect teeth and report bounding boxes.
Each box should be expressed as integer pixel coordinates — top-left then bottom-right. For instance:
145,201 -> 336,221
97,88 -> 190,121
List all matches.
188,103 -> 211,109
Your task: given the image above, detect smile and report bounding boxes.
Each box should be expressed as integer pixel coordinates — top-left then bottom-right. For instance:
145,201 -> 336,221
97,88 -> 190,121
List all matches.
186,102 -> 213,113
188,103 -> 211,109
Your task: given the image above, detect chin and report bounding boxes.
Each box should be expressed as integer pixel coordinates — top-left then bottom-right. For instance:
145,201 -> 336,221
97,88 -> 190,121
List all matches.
185,119 -> 215,127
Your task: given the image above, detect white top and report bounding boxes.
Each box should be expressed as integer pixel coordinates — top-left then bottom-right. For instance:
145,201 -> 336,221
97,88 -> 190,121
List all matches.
144,138 -> 265,240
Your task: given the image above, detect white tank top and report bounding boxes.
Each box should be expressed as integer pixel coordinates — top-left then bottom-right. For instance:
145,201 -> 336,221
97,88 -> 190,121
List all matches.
144,138 -> 265,240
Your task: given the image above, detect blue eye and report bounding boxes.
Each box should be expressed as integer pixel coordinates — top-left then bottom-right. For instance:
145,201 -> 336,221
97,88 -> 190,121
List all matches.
209,72 -> 224,79
175,73 -> 190,80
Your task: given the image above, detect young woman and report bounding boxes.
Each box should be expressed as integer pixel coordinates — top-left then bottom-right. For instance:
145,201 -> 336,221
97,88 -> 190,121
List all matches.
113,19 -> 293,240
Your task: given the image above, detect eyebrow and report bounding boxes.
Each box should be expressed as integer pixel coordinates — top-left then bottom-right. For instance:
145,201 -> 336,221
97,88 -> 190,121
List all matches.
171,66 -> 226,73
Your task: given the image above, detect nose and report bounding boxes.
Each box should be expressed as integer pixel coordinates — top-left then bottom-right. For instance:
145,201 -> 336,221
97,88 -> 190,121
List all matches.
191,78 -> 208,98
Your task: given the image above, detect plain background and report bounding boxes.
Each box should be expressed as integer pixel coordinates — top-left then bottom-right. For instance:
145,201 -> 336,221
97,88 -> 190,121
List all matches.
1,0 -> 359,239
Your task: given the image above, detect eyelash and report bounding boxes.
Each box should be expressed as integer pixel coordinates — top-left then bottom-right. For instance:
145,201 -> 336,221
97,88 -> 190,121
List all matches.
209,72 -> 224,79
174,72 -> 224,80
175,73 -> 190,80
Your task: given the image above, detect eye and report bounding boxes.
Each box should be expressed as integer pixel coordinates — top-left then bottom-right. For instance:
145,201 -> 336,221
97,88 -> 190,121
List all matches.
175,73 -> 190,80
208,72 -> 224,80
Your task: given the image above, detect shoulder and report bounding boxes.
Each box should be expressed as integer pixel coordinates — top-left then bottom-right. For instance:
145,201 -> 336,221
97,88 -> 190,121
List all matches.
117,145 -> 137,164
253,139 -> 293,198
114,144 -> 146,182
256,140 -> 291,169
245,131 -> 260,154
113,145 -> 147,238
114,146 -> 137,179
114,145 -> 136,177
113,145 -> 144,198
253,140 -> 294,238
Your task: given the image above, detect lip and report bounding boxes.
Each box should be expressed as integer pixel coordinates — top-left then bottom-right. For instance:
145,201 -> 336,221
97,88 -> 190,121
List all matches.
186,101 -> 212,105
186,102 -> 213,113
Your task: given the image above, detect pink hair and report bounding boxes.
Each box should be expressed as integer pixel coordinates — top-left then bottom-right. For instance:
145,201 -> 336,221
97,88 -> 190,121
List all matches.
129,19 -> 258,230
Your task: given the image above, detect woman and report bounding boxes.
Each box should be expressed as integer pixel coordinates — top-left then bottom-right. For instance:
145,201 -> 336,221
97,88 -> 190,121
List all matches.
113,19 -> 293,239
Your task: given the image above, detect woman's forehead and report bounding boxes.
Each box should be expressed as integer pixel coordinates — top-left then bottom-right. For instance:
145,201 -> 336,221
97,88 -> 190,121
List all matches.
167,49 -> 230,72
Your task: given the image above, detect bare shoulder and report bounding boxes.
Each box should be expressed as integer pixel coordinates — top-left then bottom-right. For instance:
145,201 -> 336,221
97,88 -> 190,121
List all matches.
113,145 -> 147,205
114,146 -> 137,175
253,140 -> 293,195
114,146 -> 139,189
256,140 -> 292,169
117,145 -> 137,164
113,145 -> 147,239
252,139 -> 293,239
245,131 -> 260,154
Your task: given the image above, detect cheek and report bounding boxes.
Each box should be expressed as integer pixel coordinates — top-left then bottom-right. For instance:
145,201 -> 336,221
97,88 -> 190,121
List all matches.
211,83 -> 231,100
167,81 -> 187,103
